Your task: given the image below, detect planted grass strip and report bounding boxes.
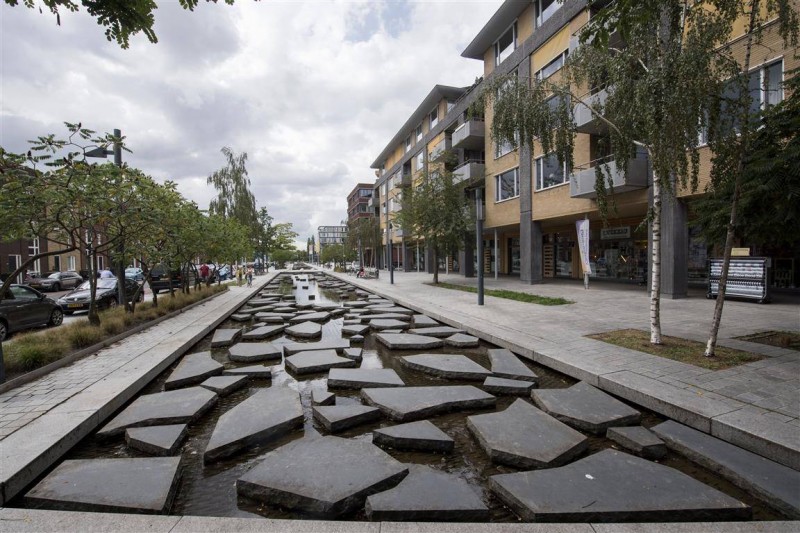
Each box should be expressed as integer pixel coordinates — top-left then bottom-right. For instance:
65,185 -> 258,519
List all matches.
428,282 -> 572,306
736,330 -> 800,350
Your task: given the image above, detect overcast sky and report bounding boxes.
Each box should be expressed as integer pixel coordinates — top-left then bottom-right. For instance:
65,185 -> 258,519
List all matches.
1,0 -> 500,248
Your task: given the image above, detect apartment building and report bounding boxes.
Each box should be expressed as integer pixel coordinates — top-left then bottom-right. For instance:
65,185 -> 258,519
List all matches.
346,183 -> 375,223
1,237 -> 94,283
317,225 -> 347,249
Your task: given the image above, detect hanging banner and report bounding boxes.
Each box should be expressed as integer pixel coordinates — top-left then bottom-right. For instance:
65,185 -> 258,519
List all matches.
576,218 -> 591,275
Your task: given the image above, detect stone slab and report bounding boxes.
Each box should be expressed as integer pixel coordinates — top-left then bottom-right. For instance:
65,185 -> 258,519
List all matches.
401,354 -> 492,381
489,449 -> 751,522
407,326 -> 464,338
0,509 -> 182,532
483,376 -> 535,396
363,313 -> 412,322
652,420 -> 800,518
376,334 -> 444,350
350,335 -> 364,344
606,426 -> 666,460
210,328 -> 242,348
125,424 -> 188,456
411,315 -> 439,328
532,381 -> 641,434
285,350 -> 357,375
228,342 -> 282,363
369,319 -> 410,331
241,324 -> 286,340
313,405 -> 382,433
372,420 -> 454,453
204,386 -> 303,463
366,464 -> 488,522
199,375 -> 249,396
237,436 -> 408,517
98,387 -> 218,437
340,324 -> 368,337
342,347 -> 363,362
362,386 -> 496,422
25,457 -> 182,514
711,409 -> 800,471
286,321 -> 322,339
365,306 -> 413,315
223,365 -> 273,379
163,351 -> 223,390
328,368 -> 405,389
254,313 -> 292,323
229,314 -> 252,322
467,399 -> 588,469
312,390 -> 335,406
488,348 -> 538,383
288,312 -> 330,324
283,339 -> 350,355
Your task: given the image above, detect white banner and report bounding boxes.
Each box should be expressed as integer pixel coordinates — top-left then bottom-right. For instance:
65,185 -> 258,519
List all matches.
576,219 -> 591,275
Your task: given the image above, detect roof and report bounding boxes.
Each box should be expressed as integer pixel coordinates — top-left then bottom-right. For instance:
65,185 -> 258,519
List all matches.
461,0 -> 531,60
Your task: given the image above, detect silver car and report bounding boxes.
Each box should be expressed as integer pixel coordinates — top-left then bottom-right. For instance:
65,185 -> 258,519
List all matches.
27,271 -> 84,292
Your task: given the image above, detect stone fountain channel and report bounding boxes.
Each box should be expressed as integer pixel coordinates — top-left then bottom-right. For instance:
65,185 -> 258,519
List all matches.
12,272 -> 791,522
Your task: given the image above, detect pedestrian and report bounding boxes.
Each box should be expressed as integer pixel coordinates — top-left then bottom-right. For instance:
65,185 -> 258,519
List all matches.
200,263 -> 209,283
246,265 -> 254,287
236,264 -> 244,286
99,268 -> 114,279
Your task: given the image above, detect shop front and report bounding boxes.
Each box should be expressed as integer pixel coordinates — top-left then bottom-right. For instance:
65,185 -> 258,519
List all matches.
588,224 -> 648,284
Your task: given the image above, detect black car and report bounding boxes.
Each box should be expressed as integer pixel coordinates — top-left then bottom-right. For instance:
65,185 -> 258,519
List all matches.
149,264 -> 185,294
27,271 -> 84,292
57,278 -> 142,314
0,284 -> 63,341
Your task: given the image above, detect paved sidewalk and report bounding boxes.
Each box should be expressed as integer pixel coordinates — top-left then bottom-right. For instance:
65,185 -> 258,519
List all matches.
331,269 -> 800,469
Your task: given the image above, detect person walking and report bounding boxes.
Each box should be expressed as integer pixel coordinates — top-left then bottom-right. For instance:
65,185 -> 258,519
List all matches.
236,265 -> 244,287
246,265 -> 254,287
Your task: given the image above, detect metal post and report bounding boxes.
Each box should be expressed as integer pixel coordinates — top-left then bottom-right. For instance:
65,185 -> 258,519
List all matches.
389,224 -> 394,284
476,193 -> 484,306
494,229 -> 499,279
583,214 -> 590,290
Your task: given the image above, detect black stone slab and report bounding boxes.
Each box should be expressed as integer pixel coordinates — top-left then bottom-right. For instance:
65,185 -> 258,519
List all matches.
285,321 -> 322,339
25,457 -> 182,514
489,449 -> 751,522
204,386 -> 303,463
372,420 -> 454,453
607,426 -> 666,460
241,324 -> 286,340
312,390 -> 335,406
351,335 -> 364,344
328,368 -> 405,389
487,348 -> 538,382
376,333 -> 444,350
223,364 -> 273,379
652,420 -> 800,518
341,324 -> 370,336
342,347 -> 363,362
285,350 -> 357,375
254,313 -> 292,323
125,424 -> 188,456
228,342 -> 282,363
483,376 -> 535,396
467,399 -> 588,469
163,351 -> 223,390
236,436 -> 408,517
210,328 -> 243,348
363,313 -> 412,322
401,354 -> 492,381
313,404 -> 382,432
366,465 -> 488,522
283,339 -> 350,355
362,386 -> 496,422
407,326 -> 464,338
532,381 -> 641,434
199,375 -> 249,396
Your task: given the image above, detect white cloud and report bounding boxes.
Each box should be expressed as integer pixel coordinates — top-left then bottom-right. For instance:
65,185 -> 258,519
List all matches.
0,0 -> 501,248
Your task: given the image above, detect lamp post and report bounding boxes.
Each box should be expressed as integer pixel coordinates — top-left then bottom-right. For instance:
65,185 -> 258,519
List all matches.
476,191 -> 485,306
388,223 -> 394,284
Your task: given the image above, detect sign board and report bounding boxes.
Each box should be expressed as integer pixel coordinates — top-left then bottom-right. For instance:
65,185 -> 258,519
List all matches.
732,248 -> 751,257
576,219 -> 591,275
601,226 -> 631,240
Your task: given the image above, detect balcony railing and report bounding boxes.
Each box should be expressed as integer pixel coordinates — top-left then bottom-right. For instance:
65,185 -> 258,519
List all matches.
451,118 -> 485,151
453,159 -> 486,185
570,151 -> 649,199
429,136 -> 451,161
573,87 -> 609,134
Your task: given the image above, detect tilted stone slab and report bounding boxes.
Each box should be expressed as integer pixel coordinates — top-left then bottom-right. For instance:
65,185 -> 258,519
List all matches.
341,324 -> 369,336
313,404 -> 382,432
228,342 -> 282,363
362,386 -> 496,422
467,399 -> 588,469
488,348 -> 538,383
376,333 -> 443,350
273,306 -> 296,313
240,305 -> 275,315
210,328 -> 242,348
366,465 -> 488,522
288,311 -> 330,324
163,351 -> 223,390
204,386 -> 303,463
25,457 -> 182,514
312,389 -> 335,406
342,347 -> 363,361
382,329 -> 403,334
369,319 -> 409,331
285,321 -> 322,339
364,306 -> 413,315
445,333 -> 479,347
241,324 -> 285,340
237,436 -> 408,517
483,376 -> 535,396
199,375 -> 249,396
223,365 -> 273,379
407,326 -> 464,338
401,354 -> 492,381
652,420 -> 800,518
98,387 -> 217,437
489,449 -> 751,522
372,420 -> 454,453
125,424 -> 188,456
532,381 -> 641,434
350,335 -> 364,344
285,350 -> 357,375
362,313 -> 412,322
342,318 -> 362,325
411,314 -> 439,328
230,314 -> 252,322
247,298 -> 279,306
328,368 -> 405,389
343,301 -> 370,308
283,339 -> 350,355
254,313 -> 292,323
606,426 -> 666,460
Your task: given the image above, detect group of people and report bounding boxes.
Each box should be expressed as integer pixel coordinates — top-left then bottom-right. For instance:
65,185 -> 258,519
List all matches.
198,263 -> 255,287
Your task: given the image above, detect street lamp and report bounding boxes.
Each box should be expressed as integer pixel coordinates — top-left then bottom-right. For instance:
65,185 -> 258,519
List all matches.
388,223 -> 394,284
476,191 -> 485,306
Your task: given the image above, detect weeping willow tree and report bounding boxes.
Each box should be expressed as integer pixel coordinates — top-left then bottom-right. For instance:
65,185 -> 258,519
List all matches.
207,147 -> 260,255
477,0 -> 796,347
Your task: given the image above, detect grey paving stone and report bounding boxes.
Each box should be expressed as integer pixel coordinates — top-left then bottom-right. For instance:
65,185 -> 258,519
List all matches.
532,381 -> 641,434
204,386 -> 303,463
98,387 -> 218,437
283,339 -> 350,355
467,399 -> 588,469
445,333 -> 479,347
376,333 -> 443,350
285,350 -> 357,375
362,386 -> 496,422
606,426 -> 666,459
163,351 -> 224,390
489,449 -> 751,522
288,311 -> 330,323
0,508 -> 182,532
652,420 -> 800,518
210,328 -> 243,348
237,436 -> 408,517
483,376 -> 536,396
312,390 -> 335,406
351,335 -> 364,344
254,313 -> 291,323
229,314 -> 252,322
411,314 -> 439,328
223,365 -> 273,379
711,409 -> 800,471
407,326 -> 465,338
342,324 -> 370,336
363,313 -> 412,322
372,420 -> 454,453
366,464 -> 488,522
125,424 -> 188,456
228,342 -> 282,363
25,457 -> 182,514
342,347 -> 363,361
199,375 -> 249,396
328,368 -> 405,389
401,354 -> 492,381
488,348 -> 538,383
285,321 -> 322,339
313,404 -> 382,432
241,324 -> 285,340
370,319 -> 410,331
365,306 -> 413,315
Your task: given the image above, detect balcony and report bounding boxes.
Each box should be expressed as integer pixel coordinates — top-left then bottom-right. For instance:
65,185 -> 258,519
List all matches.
570,151 -> 649,199
391,202 -> 402,213
429,136 -> 451,161
453,160 -> 486,185
393,228 -> 404,238
367,197 -> 375,208
574,88 -> 608,134
451,119 -> 485,151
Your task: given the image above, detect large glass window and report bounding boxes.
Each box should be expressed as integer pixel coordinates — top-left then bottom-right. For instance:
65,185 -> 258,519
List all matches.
495,22 -> 516,66
535,152 -> 568,190
536,50 -> 568,81
415,124 -> 423,142
535,0 -> 559,27
495,139 -> 514,159
415,151 -> 424,171
405,136 -> 411,153
717,59 -> 783,134
430,107 -> 439,129
495,168 -> 519,201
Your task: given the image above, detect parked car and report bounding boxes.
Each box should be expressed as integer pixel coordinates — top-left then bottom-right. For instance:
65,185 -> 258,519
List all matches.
27,271 -> 84,292
0,284 -> 63,341
125,267 -> 144,282
57,278 -> 142,314
148,264 -> 184,294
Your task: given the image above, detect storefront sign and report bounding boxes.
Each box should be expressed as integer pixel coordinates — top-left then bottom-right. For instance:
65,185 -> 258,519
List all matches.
576,219 -> 591,275
601,226 -> 631,240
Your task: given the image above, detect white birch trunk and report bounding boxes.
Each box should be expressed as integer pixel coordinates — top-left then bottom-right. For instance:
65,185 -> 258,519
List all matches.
650,176 -> 663,345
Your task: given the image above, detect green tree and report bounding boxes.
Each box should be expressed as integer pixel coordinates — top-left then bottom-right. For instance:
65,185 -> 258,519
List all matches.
207,146 -> 259,256
345,217 -> 381,268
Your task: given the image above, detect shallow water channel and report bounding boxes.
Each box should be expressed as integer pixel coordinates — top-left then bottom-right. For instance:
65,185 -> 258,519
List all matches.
17,272 -> 786,521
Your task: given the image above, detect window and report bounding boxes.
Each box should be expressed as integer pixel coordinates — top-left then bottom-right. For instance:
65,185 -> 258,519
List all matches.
359,189 -> 372,197
415,151 -> 425,171
495,139 -> 514,158
68,256 -> 76,271
53,255 -> 61,272
429,107 -> 439,129
495,168 -> 519,201
415,124 -> 423,142
536,50 -> 568,81
405,136 -> 412,153
494,22 -> 516,66
446,100 -> 455,114
535,152 -> 568,190
535,0 -> 559,28
546,93 -> 569,113
28,237 -> 40,274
